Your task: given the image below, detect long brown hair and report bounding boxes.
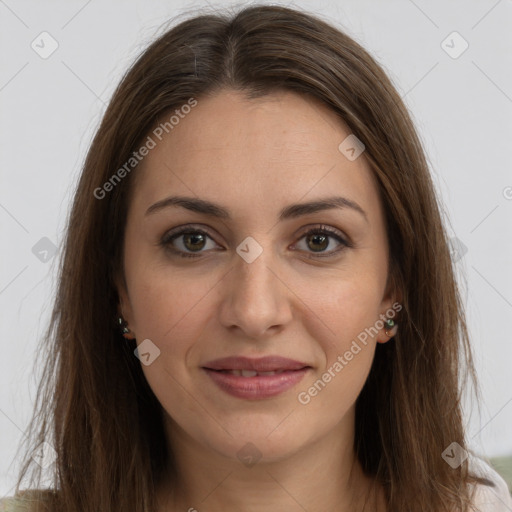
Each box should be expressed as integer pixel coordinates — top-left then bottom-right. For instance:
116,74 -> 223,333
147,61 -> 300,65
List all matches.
11,4 -> 491,511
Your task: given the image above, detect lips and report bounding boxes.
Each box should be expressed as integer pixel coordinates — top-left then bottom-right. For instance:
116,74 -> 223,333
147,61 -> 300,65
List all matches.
202,355 -> 310,373
201,356 -> 311,399
216,369 -> 285,377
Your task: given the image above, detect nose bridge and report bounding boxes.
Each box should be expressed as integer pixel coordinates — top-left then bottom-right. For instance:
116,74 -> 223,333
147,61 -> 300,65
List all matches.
219,242 -> 292,337
237,248 -> 275,295
234,246 -> 279,307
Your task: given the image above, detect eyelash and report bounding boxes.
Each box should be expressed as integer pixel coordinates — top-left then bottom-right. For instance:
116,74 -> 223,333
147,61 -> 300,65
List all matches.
159,224 -> 352,259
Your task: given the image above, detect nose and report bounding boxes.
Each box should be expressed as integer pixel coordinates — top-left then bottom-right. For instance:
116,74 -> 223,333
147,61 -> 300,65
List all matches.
217,246 -> 293,340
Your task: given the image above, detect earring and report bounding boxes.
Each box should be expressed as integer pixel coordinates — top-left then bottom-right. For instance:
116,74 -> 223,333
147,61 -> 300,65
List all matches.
384,318 -> 397,338
118,316 -> 134,340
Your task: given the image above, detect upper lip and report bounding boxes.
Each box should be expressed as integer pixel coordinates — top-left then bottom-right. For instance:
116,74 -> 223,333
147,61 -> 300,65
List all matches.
202,356 -> 310,372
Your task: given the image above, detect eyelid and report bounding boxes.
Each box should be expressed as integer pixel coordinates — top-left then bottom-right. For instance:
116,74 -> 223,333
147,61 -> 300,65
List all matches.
295,223 -> 348,241
161,224 -> 219,243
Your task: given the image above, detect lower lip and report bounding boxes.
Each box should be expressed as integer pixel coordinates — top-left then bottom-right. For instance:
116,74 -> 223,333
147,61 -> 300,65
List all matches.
202,368 -> 310,399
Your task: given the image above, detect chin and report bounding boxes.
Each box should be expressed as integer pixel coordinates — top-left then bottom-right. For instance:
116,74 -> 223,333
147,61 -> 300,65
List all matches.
198,421 -> 307,465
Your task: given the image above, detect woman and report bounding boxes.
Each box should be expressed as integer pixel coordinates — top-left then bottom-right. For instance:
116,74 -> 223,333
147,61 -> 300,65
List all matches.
2,4 -> 511,512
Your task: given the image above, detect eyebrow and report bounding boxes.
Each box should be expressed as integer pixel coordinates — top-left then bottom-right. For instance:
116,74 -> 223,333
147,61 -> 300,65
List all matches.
145,195 -> 368,223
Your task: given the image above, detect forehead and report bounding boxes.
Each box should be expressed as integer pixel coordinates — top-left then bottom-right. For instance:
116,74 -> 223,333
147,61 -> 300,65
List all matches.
131,89 -> 382,222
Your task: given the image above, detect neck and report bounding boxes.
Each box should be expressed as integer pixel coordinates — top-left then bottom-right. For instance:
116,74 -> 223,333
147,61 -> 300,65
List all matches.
156,411 -> 384,512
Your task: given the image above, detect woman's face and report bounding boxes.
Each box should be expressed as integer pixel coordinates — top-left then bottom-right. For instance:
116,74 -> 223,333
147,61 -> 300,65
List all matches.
118,89 -> 397,464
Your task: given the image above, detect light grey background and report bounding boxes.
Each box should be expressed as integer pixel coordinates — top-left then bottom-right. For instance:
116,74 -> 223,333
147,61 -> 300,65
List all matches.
1,0 -> 511,497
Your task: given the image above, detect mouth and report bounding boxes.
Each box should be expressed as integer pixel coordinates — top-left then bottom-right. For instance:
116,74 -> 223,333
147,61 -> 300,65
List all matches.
201,355 -> 310,373
208,369 -> 300,377
201,365 -> 311,400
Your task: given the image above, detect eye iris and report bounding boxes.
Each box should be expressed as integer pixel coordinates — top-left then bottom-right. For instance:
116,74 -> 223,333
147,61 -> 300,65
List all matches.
184,233 -> 206,251
307,233 -> 328,252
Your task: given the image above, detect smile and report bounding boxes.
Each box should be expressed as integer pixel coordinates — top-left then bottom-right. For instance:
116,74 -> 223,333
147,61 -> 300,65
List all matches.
202,367 -> 310,399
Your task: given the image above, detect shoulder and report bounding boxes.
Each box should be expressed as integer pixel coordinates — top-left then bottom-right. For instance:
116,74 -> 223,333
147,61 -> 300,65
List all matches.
0,489 -> 56,512
0,497 -> 29,512
468,454 -> 512,511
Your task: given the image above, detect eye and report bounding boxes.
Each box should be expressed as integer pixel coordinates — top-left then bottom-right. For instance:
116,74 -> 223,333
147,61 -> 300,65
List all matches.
292,225 -> 351,258
159,224 -> 351,259
160,225 -> 221,258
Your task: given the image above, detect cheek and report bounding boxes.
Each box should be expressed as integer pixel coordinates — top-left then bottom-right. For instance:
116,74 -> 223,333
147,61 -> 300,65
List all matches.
130,269 -> 214,341
297,281 -> 379,412
303,271 -> 383,346
296,274 -> 382,407
128,271 -> 213,405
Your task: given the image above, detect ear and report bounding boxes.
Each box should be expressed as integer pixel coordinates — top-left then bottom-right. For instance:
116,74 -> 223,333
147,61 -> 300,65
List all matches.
114,268 -> 136,337
377,273 -> 403,344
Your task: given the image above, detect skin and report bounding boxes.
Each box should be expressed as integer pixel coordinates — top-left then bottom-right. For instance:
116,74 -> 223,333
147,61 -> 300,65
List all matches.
117,89 -> 399,511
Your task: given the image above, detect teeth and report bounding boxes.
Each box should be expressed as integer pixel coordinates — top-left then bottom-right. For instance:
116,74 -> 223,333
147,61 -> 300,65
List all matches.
223,369 -> 283,377
240,370 -> 258,377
